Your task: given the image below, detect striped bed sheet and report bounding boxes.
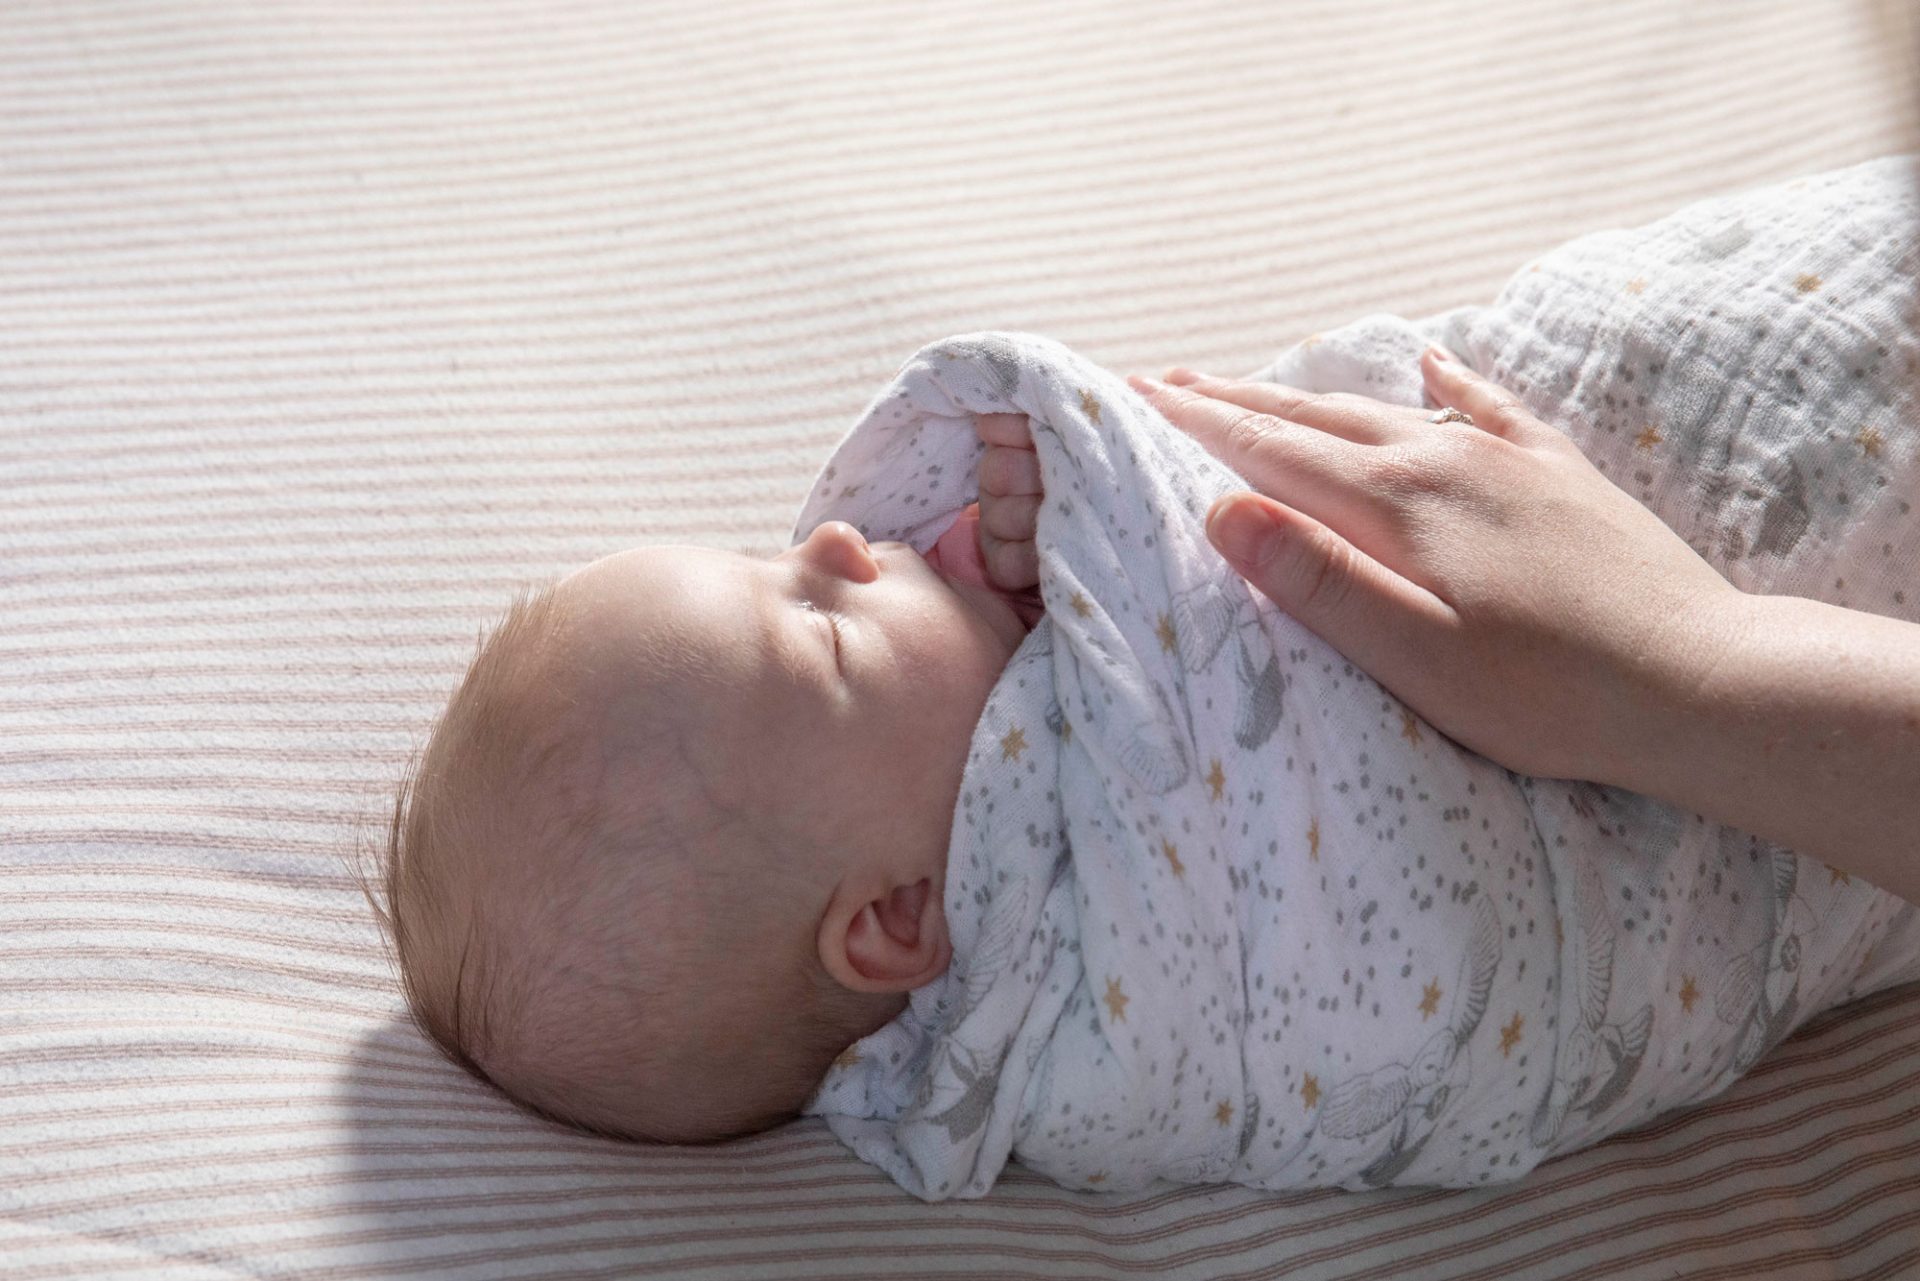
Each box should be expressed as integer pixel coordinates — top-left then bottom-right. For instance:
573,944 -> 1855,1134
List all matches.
3,1 -> 1917,1277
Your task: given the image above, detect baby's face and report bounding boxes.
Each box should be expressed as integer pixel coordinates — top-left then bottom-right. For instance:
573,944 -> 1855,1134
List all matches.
554,521 -> 1030,903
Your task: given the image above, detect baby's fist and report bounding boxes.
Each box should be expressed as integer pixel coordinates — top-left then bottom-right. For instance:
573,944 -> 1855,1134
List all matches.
973,413 -> 1042,593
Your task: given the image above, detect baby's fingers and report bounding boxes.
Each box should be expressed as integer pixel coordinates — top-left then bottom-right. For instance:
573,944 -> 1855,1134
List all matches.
979,444 -> 1042,497
973,412 -> 1034,449
978,483 -> 1042,589
979,534 -> 1040,592
980,492 -> 1042,542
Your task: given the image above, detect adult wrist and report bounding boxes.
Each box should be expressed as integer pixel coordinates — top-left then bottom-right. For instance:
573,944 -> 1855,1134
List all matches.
1598,583 -> 1767,799
1596,585 -> 1920,901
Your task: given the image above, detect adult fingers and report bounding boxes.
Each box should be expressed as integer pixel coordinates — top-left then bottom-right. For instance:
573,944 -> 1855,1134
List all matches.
1160,369 -> 1411,446
1125,375 -> 1363,501
1419,347 -> 1566,451
979,443 -> 1041,497
1205,491 -> 1457,685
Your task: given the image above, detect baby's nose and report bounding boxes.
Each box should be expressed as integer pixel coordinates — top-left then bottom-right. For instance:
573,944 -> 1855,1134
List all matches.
809,521 -> 883,581
832,521 -> 868,548
815,520 -> 871,555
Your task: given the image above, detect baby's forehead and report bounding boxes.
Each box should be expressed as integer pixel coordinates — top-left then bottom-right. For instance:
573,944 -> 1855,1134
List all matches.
552,544 -> 786,744
564,545 -> 761,655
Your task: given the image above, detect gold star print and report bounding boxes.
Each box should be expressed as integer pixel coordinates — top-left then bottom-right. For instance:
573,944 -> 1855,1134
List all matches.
1625,277 -> 1647,295
1418,980 -> 1442,1021
1214,1100 -> 1234,1127
1156,612 -> 1177,653
833,1046 -> 863,1071
1079,388 -> 1102,424
1634,424 -> 1663,451
1069,591 -> 1093,618
1206,758 -> 1226,802
1856,426 -> 1885,458
1400,710 -> 1422,746
1499,1012 -> 1525,1058
1060,720 -> 1072,744
1300,1073 -> 1321,1110
1304,333 -> 1323,348
1678,975 -> 1699,1014
1795,273 -> 1823,294
1086,1172 -> 1107,1185
1161,839 -> 1185,878
1103,977 -> 1129,1023
1830,864 -> 1852,886
1307,818 -> 1320,862
1000,726 -> 1028,762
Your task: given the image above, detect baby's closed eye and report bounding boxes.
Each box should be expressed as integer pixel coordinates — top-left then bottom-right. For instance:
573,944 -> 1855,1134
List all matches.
799,598 -> 844,660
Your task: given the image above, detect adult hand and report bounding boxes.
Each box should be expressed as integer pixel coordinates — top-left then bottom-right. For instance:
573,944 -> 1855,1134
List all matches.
1127,349 -> 1746,786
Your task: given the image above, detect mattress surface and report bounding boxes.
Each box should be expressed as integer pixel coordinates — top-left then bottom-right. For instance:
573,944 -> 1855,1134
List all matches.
4,1 -> 1918,1276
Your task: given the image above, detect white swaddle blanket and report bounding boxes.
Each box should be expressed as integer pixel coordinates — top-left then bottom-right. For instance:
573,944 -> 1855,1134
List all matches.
797,154 -> 1920,1201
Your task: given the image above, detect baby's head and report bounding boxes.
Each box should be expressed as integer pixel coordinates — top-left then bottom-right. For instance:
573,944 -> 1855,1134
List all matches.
379,520 -> 1028,1142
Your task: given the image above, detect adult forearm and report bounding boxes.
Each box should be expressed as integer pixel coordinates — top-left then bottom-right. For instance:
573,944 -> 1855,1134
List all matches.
1614,592 -> 1920,904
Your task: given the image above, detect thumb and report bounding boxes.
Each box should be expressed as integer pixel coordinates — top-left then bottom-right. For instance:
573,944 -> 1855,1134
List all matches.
1204,493 -> 1435,643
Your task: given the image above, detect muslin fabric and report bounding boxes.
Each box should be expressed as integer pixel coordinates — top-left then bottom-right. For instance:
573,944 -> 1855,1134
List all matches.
797,155 -> 1920,1201
7,0 -> 1918,1273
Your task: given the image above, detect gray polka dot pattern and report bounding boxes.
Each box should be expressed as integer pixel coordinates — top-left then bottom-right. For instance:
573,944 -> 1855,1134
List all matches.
798,155 -> 1920,1203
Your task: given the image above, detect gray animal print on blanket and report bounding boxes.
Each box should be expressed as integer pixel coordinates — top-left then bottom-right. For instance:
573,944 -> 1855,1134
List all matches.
1319,892 -> 1502,1187
1532,857 -> 1655,1147
804,151 -> 1920,1197
1715,845 -> 1818,1075
1168,579 -> 1286,750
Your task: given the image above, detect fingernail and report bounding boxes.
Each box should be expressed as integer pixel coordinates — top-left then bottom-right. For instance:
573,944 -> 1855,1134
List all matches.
1164,367 -> 1206,385
1127,373 -> 1168,394
1425,344 -> 1455,364
1207,497 -> 1283,567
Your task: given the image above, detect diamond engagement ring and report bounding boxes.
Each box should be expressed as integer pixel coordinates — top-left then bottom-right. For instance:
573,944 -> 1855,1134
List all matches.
1429,407 -> 1474,425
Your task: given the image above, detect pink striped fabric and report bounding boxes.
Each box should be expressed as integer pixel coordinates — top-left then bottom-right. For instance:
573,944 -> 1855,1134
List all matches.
3,0 -> 1917,1276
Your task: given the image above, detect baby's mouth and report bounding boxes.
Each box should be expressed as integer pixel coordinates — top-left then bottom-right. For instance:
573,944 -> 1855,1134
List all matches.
895,542 -> 1030,650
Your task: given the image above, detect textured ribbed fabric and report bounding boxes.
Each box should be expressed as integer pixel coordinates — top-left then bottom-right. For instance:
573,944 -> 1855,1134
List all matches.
3,1 -> 1917,1276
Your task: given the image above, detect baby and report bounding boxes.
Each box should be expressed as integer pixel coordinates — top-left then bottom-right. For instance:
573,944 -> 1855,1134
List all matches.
380,412 -> 1051,1143
381,155 -> 1920,1198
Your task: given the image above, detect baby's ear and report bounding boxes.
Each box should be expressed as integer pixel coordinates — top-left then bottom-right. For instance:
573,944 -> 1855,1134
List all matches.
819,876 -> 950,994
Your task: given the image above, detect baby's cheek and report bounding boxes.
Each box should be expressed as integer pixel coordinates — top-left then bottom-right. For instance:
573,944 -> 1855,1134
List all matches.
917,625 -> 993,725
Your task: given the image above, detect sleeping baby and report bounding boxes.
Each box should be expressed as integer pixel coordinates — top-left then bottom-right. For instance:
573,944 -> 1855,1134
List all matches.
380,412 -> 1053,1143
378,154 -> 1920,1197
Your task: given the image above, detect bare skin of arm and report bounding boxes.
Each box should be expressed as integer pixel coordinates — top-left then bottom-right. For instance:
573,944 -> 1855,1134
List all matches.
1626,590 -> 1920,901
1129,351 -> 1920,905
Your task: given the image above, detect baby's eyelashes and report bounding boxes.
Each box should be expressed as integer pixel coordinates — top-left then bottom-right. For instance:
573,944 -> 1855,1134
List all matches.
799,599 -> 844,661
